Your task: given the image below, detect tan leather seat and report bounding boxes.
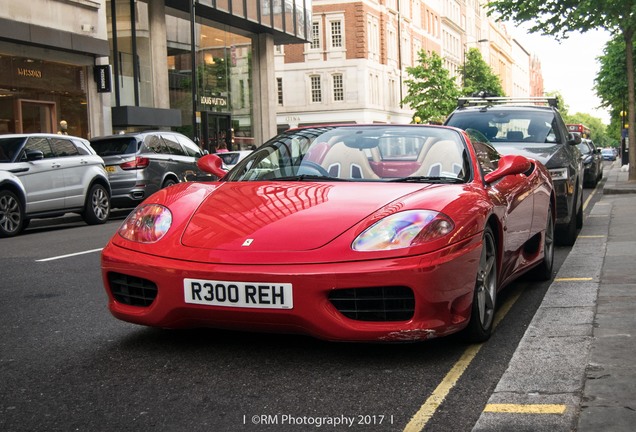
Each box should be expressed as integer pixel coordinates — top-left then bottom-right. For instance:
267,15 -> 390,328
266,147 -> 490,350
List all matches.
321,141 -> 380,179
412,139 -> 464,177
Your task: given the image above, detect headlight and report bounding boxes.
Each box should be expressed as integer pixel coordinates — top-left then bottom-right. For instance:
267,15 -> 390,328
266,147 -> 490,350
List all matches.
118,204 -> 172,243
548,167 -> 568,181
352,210 -> 454,251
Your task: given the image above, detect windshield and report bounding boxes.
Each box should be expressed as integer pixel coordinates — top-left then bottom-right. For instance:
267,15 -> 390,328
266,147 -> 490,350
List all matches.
446,110 -> 561,144
0,137 -> 26,163
224,126 -> 470,183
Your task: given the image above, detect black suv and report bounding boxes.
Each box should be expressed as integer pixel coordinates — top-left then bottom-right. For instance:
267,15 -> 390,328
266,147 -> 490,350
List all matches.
444,97 -> 583,245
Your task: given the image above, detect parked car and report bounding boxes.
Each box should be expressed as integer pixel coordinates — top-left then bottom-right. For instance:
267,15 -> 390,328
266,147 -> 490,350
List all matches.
101,124 -> 555,343
601,148 -> 617,161
0,134 -> 111,237
577,139 -> 603,187
90,131 -> 211,209
215,150 -> 252,169
444,96 -> 583,246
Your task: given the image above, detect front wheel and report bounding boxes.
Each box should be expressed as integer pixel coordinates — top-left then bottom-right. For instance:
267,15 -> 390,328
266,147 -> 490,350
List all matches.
0,189 -> 24,237
83,183 -> 110,225
464,226 -> 497,343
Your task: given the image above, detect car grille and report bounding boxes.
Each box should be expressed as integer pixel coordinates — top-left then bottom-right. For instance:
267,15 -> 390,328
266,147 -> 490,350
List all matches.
108,272 -> 157,307
328,286 -> 415,321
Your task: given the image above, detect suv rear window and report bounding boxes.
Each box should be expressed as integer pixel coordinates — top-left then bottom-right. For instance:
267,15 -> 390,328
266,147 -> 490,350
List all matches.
91,138 -> 138,156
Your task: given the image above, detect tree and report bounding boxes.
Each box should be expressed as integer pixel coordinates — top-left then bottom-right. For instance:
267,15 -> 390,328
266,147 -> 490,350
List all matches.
486,0 -> 636,180
402,50 -> 461,123
595,35 -> 633,147
459,48 -> 505,96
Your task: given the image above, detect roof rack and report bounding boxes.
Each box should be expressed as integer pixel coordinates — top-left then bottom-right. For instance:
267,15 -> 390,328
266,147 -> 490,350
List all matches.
457,96 -> 559,108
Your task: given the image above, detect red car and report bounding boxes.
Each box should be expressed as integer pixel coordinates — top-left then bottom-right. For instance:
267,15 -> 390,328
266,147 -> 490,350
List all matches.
101,125 -> 555,343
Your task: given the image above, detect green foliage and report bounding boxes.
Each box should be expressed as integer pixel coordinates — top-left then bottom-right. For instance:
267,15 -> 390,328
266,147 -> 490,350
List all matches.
487,0 -> 636,178
595,35 -> 632,109
544,90 -> 569,117
459,48 -> 505,96
402,50 -> 461,123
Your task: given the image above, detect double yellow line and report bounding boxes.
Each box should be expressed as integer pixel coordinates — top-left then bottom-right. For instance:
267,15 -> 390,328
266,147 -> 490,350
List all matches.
404,182 -> 603,431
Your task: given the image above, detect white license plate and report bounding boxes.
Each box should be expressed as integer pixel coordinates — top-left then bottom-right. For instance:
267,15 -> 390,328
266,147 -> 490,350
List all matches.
184,278 -> 293,309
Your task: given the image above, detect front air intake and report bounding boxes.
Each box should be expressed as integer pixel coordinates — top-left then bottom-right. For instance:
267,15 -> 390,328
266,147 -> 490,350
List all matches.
328,286 -> 415,321
108,272 -> 157,307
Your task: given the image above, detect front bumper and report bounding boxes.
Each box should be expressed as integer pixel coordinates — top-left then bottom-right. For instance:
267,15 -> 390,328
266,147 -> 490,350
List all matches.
101,235 -> 482,342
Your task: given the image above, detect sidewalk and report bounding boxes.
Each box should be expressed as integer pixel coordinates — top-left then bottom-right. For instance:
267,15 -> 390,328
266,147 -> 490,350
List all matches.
473,162 -> 636,431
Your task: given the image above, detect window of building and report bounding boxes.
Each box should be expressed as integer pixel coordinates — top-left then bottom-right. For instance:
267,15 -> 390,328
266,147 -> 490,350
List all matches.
332,74 -> 344,102
387,27 -> 397,62
367,15 -> 380,61
310,21 -> 321,50
310,75 -> 322,103
329,20 -> 343,49
277,77 -> 284,105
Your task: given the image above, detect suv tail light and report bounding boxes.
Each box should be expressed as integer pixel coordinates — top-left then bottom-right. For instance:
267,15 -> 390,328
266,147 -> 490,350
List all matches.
120,156 -> 150,170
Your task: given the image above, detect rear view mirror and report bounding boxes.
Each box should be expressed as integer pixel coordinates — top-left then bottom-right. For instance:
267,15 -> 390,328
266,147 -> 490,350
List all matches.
484,154 -> 532,183
197,154 -> 227,179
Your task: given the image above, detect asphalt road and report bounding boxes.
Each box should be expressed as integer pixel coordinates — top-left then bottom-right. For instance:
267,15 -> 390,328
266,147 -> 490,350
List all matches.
0,182 -> 603,432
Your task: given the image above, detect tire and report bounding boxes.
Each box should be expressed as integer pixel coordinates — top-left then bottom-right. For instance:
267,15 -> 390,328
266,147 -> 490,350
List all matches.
0,189 -> 24,237
464,226 -> 497,343
576,197 -> 583,229
529,205 -> 555,281
83,183 -> 110,225
556,189 -> 579,246
162,178 -> 177,188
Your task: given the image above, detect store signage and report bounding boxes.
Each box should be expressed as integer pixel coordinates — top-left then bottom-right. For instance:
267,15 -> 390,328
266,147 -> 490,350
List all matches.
201,96 -> 227,107
17,68 -> 42,78
93,65 -> 112,93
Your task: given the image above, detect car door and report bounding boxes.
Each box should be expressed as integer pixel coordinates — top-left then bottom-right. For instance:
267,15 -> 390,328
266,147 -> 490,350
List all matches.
175,134 -> 209,181
49,136 -> 93,208
475,140 -> 534,274
14,136 -> 66,213
161,133 -> 196,182
140,134 -> 172,194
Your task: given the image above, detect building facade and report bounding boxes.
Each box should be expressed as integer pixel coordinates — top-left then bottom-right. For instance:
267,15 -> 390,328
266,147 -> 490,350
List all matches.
275,0 -> 443,130
1,0 -> 310,150
0,0 -> 110,138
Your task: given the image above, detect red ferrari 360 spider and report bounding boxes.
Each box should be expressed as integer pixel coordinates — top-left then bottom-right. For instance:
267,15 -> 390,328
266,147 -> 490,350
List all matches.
101,125 -> 555,343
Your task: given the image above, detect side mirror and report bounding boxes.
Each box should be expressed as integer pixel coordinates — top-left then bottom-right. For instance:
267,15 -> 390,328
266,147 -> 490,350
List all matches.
26,149 -> 44,161
567,132 -> 582,145
484,154 -> 532,184
197,154 -> 228,178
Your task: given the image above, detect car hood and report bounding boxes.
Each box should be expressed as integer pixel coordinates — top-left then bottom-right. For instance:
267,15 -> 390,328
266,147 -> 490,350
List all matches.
492,142 -> 570,169
181,181 -> 437,252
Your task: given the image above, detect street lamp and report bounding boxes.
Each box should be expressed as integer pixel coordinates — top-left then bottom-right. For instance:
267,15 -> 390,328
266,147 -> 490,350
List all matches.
463,39 -> 489,87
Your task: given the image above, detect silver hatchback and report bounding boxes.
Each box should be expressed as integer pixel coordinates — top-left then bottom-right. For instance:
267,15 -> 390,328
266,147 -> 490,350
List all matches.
90,131 -> 210,208
0,134 -> 111,237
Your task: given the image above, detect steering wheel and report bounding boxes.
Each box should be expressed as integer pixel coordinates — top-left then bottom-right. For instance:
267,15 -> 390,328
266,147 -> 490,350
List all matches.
297,161 -> 330,177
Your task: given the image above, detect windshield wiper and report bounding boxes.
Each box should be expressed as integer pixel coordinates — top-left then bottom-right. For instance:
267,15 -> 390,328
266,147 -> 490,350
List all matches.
273,174 -> 351,182
389,176 -> 464,184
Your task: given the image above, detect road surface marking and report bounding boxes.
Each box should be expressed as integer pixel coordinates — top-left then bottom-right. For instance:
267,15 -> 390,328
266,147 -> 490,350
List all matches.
403,289 -> 522,432
484,403 -> 567,414
36,248 -> 103,262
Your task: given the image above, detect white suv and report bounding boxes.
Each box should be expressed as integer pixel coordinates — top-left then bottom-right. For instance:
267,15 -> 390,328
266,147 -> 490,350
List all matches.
0,134 -> 111,237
